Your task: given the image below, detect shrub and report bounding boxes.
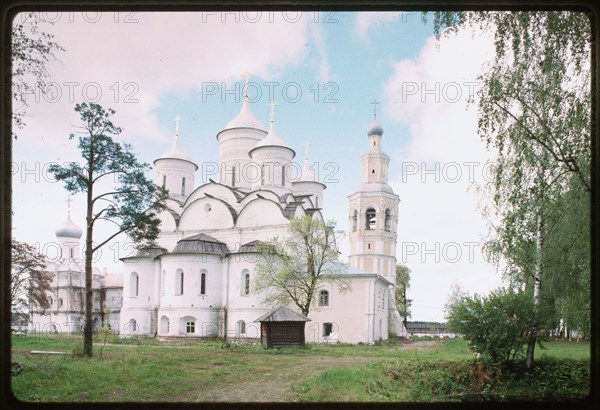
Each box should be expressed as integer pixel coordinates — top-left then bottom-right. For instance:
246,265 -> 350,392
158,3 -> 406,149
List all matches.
446,287 -> 535,366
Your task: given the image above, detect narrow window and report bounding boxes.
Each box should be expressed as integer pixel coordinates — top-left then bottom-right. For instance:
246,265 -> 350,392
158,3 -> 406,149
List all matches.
365,208 -> 376,230
59,298 -> 63,306
261,164 -> 266,185
237,320 -> 246,335
130,272 -> 139,297
186,321 -> 195,334
128,319 -> 137,332
49,297 -> 53,305
200,271 -> 206,295
162,174 -> 166,188
69,247 -> 74,259
323,322 -> 333,337
315,196 -> 319,208
232,166 -> 236,187
318,290 -> 329,307
181,177 -> 186,196
352,209 -> 358,231
281,165 -> 286,186
175,269 -> 184,296
242,271 -> 250,296
384,208 -> 391,232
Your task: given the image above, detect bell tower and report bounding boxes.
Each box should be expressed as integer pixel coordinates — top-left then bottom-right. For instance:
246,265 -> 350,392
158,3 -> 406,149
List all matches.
348,101 -> 404,336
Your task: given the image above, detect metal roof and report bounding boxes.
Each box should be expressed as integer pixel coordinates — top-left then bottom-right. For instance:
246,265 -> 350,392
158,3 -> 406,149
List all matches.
254,306 -> 311,323
171,233 -> 229,255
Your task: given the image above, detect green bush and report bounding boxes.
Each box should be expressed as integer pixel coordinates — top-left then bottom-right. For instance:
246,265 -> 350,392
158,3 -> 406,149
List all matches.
446,287 -> 535,366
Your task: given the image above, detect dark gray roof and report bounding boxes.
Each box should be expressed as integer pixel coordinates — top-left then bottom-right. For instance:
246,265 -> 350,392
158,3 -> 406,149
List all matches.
121,247 -> 168,260
237,240 -> 264,253
172,233 -> 229,255
254,306 -> 311,323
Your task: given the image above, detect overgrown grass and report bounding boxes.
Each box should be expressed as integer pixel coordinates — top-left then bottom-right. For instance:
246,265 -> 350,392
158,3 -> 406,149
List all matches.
10,335 -> 590,403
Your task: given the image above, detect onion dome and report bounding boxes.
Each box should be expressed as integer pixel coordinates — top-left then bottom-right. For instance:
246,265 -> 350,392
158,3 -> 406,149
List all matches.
55,215 -> 82,239
251,101 -> 295,157
367,120 -> 384,136
223,98 -> 266,131
155,116 -> 198,169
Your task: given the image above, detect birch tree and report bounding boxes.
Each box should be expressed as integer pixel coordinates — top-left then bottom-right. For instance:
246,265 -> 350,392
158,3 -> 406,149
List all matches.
254,216 -> 350,317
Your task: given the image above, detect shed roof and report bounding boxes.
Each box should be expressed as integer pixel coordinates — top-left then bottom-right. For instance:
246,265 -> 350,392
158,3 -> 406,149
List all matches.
254,306 -> 311,323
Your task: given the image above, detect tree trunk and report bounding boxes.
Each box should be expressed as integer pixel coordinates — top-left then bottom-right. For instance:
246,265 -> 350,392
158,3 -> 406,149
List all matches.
83,153 -> 95,357
525,214 -> 544,369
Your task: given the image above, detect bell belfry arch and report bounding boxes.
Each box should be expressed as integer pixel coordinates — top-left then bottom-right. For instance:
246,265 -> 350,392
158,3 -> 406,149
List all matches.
347,101 -> 404,336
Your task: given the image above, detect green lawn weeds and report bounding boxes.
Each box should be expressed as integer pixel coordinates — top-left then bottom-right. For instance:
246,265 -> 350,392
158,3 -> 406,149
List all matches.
10,335 -> 590,403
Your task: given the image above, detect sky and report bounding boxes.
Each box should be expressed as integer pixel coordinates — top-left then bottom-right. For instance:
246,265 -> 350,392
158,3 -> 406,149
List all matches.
11,10 -> 504,322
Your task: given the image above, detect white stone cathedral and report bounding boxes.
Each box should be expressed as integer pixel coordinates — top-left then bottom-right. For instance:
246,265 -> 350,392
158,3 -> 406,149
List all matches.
35,81 -> 404,343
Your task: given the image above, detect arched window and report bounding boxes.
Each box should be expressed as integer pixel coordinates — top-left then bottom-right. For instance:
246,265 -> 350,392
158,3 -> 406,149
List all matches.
58,298 -> 64,307
200,271 -> 206,295
384,208 -> 392,232
69,247 -> 74,259
318,290 -> 330,307
128,318 -> 137,332
352,209 -> 358,231
162,174 -> 166,188
160,316 -> 170,334
323,322 -> 333,337
49,297 -> 53,306
130,272 -> 139,298
175,269 -> 184,296
365,208 -> 376,230
181,177 -> 186,196
315,196 -> 319,208
232,166 -> 236,187
237,320 -> 246,336
241,270 -> 250,296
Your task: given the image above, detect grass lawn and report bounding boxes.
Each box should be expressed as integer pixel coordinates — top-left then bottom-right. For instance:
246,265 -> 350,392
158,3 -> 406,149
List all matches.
10,334 -> 590,403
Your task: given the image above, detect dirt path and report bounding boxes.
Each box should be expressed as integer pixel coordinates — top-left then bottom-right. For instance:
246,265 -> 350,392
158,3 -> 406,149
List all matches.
198,341 -> 437,402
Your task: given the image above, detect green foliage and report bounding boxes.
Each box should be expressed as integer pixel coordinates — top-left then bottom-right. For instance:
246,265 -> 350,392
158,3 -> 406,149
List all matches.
446,288 -> 535,366
428,10 -> 592,367
253,216 -> 350,317
11,239 -> 51,312
11,13 -> 64,136
47,102 -> 167,357
395,264 -> 411,322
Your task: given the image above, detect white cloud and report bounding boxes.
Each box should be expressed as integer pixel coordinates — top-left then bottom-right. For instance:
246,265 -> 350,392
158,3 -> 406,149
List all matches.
354,12 -> 403,42
383,29 -> 503,321
14,12 -> 312,145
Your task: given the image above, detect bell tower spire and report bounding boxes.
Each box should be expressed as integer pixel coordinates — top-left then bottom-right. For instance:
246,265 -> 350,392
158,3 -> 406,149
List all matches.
347,101 -> 404,336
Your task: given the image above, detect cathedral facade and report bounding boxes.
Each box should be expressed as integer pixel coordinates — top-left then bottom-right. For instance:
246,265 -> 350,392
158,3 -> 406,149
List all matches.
119,92 -> 403,344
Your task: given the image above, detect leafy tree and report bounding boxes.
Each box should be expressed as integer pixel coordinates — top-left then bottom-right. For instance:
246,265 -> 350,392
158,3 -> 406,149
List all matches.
395,264 -> 412,328
428,11 -> 591,369
447,287 -> 535,367
12,12 -> 64,138
10,239 -> 51,314
254,215 -> 350,317
48,102 -> 167,356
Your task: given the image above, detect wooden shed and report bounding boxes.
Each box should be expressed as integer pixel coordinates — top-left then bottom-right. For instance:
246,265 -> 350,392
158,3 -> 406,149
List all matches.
254,306 -> 311,348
